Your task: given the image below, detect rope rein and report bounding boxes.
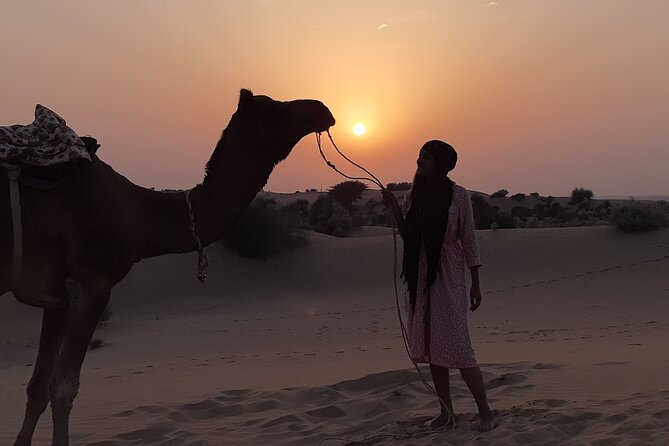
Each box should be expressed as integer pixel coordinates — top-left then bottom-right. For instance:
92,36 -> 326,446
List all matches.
315,131 -> 456,444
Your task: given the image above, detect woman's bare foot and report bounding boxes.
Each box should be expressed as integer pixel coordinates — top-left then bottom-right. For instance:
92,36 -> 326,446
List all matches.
427,411 -> 456,429
472,414 -> 498,432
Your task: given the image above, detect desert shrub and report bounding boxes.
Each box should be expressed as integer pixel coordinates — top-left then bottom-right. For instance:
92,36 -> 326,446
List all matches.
471,194 -> 495,229
490,189 -> 509,198
511,206 -> 533,219
570,188 -> 594,205
386,182 -> 412,191
367,212 -> 392,226
222,197 -> 307,259
308,195 -> 353,237
281,199 -> 310,228
611,203 -> 669,232
510,193 -> 526,201
530,192 -> 540,198
328,180 -> 368,210
592,201 -> 612,219
534,202 -> 573,223
525,216 -> 540,228
493,212 -> 516,229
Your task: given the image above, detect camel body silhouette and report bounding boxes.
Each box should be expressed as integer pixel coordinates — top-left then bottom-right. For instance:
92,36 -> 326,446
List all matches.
0,89 -> 335,446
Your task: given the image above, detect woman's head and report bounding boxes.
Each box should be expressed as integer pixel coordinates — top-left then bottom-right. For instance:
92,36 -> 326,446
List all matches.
415,140 -> 457,178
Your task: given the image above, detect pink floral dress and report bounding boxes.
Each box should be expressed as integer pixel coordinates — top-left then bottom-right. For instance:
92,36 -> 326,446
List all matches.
402,184 -> 481,369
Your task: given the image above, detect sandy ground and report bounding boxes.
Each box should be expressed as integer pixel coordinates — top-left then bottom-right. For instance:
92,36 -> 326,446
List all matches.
1,226 -> 668,445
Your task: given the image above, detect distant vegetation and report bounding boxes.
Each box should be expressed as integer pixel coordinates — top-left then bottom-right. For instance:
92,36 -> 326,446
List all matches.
472,188 -> 668,231
490,189 -> 509,198
221,197 -> 308,259
219,184 -> 669,259
386,182 -> 412,191
569,188 -> 594,206
328,180 -> 368,210
308,195 -> 353,237
611,202 -> 669,232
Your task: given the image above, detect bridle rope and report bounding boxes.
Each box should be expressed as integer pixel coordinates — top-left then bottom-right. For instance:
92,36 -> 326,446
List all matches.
184,189 -> 209,283
183,184 -> 242,283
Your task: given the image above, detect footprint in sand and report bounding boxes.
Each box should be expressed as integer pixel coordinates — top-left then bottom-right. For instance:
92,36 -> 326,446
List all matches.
305,405 -> 347,419
487,372 -> 530,390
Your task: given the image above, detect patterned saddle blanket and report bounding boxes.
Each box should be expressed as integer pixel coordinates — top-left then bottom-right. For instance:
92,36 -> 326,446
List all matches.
0,105 -> 91,167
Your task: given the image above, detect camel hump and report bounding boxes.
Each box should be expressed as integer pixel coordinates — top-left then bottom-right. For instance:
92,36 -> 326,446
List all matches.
0,104 -> 92,168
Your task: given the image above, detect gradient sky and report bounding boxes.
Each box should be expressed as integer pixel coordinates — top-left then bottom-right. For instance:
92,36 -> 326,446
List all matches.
1,1 -> 667,196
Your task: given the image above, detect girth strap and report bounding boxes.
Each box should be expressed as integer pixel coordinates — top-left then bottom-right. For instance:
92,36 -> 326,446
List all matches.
3,164 -> 23,290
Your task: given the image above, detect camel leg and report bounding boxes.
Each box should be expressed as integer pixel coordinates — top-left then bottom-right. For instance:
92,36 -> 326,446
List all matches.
49,279 -> 110,446
14,308 -> 68,446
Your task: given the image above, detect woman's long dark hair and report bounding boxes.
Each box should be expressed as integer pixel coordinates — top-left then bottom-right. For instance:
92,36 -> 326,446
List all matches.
402,141 -> 457,309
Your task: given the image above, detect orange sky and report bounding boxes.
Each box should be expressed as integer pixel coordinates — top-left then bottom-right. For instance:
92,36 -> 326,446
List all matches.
1,1 -> 667,196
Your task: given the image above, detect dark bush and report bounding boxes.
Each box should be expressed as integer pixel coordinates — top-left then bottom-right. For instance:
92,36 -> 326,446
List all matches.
471,194 -> 495,229
570,188 -> 594,205
328,180 -> 368,210
511,206 -> 533,219
222,197 -> 307,259
386,182 -> 412,191
281,199 -> 310,228
490,189 -> 509,198
308,195 -> 353,237
493,212 -> 516,229
510,193 -> 526,201
611,203 -> 669,232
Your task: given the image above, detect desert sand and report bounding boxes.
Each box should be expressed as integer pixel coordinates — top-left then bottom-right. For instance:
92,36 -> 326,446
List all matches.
1,225 -> 668,445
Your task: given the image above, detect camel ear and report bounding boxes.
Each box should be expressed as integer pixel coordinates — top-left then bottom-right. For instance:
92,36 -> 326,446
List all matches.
239,89 -> 254,109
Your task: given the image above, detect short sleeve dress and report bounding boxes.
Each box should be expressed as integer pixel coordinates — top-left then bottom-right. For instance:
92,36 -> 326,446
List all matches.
401,183 -> 482,369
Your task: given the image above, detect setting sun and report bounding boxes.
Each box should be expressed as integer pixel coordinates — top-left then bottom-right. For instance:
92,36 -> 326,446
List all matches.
352,122 -> 366,136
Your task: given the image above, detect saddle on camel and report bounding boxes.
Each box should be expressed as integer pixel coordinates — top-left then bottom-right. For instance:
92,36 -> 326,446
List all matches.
1,105 -> 100,297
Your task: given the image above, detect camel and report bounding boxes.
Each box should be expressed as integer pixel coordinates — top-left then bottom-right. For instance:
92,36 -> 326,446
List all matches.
0,89 -> 335,446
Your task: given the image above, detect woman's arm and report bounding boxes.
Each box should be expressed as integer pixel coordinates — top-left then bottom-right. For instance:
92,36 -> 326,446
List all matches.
459,188 -> 484,311
459,189 -> 482,269
382,189 -> 407,239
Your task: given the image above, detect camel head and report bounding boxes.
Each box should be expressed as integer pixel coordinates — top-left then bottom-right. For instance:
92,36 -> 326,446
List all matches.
204,89 -> 334,188
236,88 -> 335,164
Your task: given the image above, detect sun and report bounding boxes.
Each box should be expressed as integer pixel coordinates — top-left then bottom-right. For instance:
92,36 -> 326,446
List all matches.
352,122 -> 366,136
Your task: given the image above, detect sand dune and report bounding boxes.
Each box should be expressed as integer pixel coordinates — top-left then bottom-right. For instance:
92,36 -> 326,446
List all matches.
1,226 -> 668,445
29,366 -> 666,446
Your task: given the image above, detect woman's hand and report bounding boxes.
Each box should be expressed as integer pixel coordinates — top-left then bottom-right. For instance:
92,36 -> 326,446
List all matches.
382,188 -> 406,239
381,188 -> 397,208
469,284 -> 483,311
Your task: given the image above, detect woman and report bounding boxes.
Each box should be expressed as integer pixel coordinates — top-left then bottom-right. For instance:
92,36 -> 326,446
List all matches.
382,140 -> 496,432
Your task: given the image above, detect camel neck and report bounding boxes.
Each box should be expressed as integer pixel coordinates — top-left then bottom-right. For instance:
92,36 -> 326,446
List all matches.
135,184 -> 239,260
